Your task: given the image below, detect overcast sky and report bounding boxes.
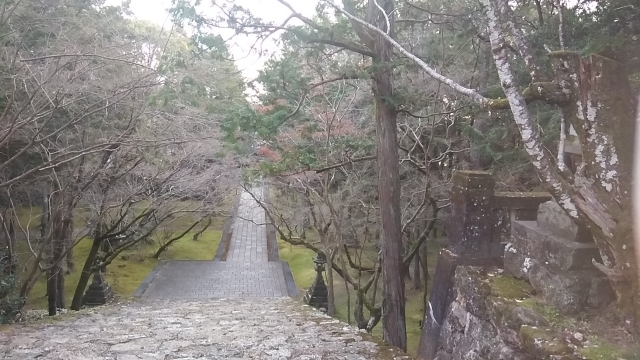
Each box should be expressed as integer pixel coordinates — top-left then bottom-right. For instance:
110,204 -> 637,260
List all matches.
105,0 -> 318,80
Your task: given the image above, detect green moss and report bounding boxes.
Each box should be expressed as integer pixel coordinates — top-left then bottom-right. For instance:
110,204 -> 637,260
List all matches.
277,237 -> 316,289
24,238 -> 160,309
520,325 -> 572,356
15,206 -> 42,230
157,229 -> 221,260
518,298 -> 577,329
579,337 -> 640,360
489,275 -> 534,299
22,225 -> 225,310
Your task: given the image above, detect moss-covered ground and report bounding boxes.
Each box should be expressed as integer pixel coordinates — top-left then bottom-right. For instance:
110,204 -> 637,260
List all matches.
13,201 -> 230,310
23,229 -> 222,310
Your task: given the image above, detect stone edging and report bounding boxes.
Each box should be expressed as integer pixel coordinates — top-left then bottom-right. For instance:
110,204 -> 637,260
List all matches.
280,261 -> 298,297
132,260 -> 168,298
214,190 -> 242,261
263,186 -> 298,298
263,188 -> 280,262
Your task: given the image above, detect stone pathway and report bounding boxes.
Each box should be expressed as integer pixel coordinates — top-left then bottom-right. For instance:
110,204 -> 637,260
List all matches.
0,188 -> 414,359
0,298 -> 411,359
137,188 -> 291,300
227,188 -> 269,264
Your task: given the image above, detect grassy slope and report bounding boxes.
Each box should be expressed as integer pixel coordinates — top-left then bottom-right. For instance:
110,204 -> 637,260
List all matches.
278,237 -> 440,356
24,229 -> 222,310
16,200 -> 230,310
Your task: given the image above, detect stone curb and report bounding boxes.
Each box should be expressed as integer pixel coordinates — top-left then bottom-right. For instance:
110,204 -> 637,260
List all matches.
132,260 -> 169,298
263,186 -> 297,298
214,190 -> 242,261
263,188 -> 280,262
280,261 -> 298,297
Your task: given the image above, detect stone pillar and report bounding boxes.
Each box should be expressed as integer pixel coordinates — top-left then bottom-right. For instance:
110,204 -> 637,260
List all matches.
83,270 -> 113,306
418,170 -> 500,360
448,171 -> 495,259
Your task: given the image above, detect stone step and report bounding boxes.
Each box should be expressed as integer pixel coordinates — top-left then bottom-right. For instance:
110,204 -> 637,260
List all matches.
510,220 -> 602,271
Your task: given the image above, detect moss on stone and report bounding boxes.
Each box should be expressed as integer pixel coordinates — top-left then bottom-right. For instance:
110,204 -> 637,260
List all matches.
489,274 -> 534,299
517,298 -> 578,329
579,337 -> 640,360
578,336 -> 640,360
520,325 -> 573,356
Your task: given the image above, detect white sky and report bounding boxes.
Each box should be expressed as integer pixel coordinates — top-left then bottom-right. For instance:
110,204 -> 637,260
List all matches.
105,0 -> 319,80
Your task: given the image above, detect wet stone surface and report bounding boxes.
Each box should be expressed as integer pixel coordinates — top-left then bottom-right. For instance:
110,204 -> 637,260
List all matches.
0,298 -> 411,360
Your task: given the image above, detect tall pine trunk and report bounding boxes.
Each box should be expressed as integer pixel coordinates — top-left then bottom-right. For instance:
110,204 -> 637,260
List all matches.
368,0 -> 407,350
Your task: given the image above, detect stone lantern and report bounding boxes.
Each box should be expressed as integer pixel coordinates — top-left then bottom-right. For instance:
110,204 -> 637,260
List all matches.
83,270 -> 113,306
303,254 -> 328,311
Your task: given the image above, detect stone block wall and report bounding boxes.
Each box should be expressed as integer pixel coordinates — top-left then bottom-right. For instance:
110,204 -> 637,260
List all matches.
504,201 -> 614,314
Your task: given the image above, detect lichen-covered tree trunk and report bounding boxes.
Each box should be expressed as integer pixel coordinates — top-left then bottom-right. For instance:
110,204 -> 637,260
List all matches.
482,0 -> 639,326
551,51 -> 638,324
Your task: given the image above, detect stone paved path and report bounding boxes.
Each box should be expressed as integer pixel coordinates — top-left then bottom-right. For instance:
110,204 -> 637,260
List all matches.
138,188 -> 290,300
227,188 -> 268,264
0,298 -> 411,359
0,189 -> 414,359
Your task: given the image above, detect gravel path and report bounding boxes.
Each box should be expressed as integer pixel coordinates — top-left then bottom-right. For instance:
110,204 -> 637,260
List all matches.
0,298 -> 411,360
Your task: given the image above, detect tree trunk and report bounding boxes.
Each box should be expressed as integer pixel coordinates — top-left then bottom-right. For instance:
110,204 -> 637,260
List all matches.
40,183 -> 50,241
153,220 -> 203,259
46,190 -> 72,315
71,236 -> 102,310
354,291 -> 368,330
551,52 -> 638,324
340,254 -> 351,325
345,0 -> 405,347
422,234 -> 430,317
366,0 -> 406,350
413,250 -> 422,291
1,209 -> 17,275
191,216 -> 212,241
326,253 -> 335,316
47,268 -> 57,316
65,216 -> 74,273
